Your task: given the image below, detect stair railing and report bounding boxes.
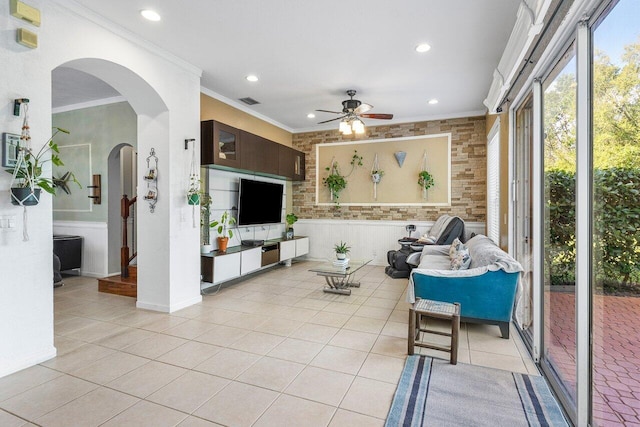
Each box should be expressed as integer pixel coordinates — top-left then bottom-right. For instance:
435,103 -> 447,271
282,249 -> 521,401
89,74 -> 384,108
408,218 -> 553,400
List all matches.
121,194 -> 137,278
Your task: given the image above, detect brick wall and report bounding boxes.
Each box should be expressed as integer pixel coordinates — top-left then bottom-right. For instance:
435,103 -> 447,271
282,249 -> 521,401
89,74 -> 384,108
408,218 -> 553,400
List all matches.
291,116 -> 486,222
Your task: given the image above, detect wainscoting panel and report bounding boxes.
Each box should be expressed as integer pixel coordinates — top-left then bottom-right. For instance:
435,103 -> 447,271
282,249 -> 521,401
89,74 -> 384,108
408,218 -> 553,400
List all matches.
294,219 -> 485,266
53,221 -> 108,277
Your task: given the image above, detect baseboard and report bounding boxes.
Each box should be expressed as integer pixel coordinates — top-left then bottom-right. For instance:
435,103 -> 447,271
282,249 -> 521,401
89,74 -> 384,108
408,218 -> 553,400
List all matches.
0,346 -> 57,379
136,294 -> 202,313
136,301 -> 170,313
169,295 -> 203,313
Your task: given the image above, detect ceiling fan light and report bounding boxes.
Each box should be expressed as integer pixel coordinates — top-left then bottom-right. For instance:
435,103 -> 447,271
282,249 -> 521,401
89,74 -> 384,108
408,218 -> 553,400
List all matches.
352,120 -> 365,134
339,121 -> 352,134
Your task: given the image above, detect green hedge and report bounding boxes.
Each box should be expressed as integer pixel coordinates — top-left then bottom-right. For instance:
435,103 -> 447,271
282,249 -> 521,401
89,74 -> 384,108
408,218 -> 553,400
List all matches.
546,168 -> 640,288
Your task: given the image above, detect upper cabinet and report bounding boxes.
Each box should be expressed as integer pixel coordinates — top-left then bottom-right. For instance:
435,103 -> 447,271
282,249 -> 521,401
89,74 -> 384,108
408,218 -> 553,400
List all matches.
201,120 -> 241,169
240,130 -> 279,176
201,120 -> 305,181
278,145 -> 305,181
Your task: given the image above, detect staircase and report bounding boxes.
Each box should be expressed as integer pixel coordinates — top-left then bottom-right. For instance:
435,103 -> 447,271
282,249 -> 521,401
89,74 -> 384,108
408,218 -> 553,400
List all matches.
98,194 -> 137,298
98,265 -> 137,297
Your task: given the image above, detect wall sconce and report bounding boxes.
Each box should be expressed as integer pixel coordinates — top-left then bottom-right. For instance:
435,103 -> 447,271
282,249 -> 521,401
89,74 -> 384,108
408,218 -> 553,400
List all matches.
87,174 -> 101,204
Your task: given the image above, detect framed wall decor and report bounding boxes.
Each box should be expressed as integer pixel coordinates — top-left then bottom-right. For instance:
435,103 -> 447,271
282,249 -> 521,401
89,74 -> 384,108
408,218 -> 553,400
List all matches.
2,133 -> 20,168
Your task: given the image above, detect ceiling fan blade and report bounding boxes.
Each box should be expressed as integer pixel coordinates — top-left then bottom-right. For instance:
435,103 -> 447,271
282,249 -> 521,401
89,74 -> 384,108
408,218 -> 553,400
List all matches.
316,109 -> 344,114
359,113 -> 394,120
354,103 -> 373,114
317,115 -> 347,124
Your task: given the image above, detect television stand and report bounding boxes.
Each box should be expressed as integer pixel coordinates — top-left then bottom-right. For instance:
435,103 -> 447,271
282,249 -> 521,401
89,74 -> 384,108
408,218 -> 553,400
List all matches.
241,239 -> 264,247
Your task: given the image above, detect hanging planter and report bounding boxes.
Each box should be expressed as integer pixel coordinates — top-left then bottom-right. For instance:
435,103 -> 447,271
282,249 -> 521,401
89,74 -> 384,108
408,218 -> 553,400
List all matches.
10,188 -> 40,206
418,150 -> 435,200
418,170 -> 435,199
7,102 -> 80,240
187,191 -> 200,205
322,151 -> 363,206
370,153 -> 383,200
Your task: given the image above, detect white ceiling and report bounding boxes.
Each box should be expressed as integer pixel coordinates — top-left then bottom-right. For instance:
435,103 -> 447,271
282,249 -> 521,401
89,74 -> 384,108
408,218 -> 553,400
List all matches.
53,0 -> 520,132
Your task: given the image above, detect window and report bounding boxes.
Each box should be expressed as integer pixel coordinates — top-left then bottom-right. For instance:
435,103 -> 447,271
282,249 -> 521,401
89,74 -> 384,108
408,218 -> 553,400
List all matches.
486,119 -> 500,245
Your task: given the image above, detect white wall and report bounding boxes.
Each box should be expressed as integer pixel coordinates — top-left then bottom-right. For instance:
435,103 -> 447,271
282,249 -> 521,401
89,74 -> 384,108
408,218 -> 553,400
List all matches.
295,219 -> 485,265
0,0 -> 202,377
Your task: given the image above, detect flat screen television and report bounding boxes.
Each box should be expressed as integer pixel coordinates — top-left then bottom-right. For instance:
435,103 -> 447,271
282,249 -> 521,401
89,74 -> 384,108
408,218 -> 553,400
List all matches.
237,179 -> 284,226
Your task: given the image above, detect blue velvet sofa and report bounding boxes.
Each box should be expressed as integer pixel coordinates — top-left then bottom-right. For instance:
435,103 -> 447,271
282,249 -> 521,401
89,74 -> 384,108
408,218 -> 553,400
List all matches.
407,234 -> 522,339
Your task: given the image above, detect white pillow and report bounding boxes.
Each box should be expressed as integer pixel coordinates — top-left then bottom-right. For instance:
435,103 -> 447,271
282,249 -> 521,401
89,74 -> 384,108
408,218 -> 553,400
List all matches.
450,247 -> 471,270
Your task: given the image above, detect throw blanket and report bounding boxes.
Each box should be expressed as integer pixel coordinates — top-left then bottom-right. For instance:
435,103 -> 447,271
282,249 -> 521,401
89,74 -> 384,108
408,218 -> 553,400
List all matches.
386,356 -> 568,427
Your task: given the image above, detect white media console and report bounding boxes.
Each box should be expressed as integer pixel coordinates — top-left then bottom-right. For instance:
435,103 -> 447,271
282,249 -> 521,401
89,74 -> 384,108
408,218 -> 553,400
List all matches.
201,236 -> 309,289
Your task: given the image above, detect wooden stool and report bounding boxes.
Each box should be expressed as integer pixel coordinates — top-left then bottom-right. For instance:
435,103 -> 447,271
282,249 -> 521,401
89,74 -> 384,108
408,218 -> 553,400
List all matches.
408,299 -> 461,364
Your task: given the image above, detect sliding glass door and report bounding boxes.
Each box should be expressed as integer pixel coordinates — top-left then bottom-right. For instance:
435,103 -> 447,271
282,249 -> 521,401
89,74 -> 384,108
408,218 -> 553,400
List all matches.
541,45 -> 578,410
514,96 -> 534,345
591,2 -> 640,424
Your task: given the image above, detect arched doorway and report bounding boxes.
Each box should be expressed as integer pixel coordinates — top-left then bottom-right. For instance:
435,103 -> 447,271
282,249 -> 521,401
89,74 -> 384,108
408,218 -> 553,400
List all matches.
54,58 -> 170,307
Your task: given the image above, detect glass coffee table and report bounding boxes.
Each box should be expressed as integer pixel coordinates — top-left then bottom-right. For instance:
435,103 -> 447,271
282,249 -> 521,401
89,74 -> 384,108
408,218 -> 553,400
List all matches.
309,259 -> 372,295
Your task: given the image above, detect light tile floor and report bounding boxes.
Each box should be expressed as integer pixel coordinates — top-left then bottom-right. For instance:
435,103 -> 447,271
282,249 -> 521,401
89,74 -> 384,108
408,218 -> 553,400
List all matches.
0,262 -> 537,426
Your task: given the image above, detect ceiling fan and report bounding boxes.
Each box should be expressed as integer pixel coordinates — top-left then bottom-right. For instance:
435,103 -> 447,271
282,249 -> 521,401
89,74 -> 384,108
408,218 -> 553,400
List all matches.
316,90 -> 393,134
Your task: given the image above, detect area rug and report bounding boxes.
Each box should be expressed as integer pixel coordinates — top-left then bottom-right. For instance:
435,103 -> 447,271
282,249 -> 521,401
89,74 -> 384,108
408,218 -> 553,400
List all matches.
385,355 -> 569,426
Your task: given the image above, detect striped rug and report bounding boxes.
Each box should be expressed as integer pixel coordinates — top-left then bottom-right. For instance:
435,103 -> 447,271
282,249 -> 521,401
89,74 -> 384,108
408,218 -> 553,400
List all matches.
385,356 -> 569,427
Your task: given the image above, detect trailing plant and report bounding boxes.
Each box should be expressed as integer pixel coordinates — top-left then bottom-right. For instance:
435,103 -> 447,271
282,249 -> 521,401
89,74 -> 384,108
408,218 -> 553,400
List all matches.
323,150 -> 364,206
418,170 -> 435,191
200,193 -> 212,245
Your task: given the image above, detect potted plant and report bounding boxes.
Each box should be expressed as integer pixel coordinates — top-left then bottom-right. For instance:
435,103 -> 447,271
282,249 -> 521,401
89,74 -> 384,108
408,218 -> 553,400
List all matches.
211,210 -> 236,252
323,150 -> 363,206
285,212 -> 298,239
323,162 -> 346,203
187,174 -> 201,205
200,192 -> 213,253
418,170 -> 435,199
7,126 -> 80,206
334,241 -> 351,260
371,169 -> 384,184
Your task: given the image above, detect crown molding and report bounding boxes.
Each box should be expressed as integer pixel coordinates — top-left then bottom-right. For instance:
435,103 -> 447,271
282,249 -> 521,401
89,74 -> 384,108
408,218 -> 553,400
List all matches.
52,96 -> 127,114
200,86 -> 294,133
50,0 -> 202,78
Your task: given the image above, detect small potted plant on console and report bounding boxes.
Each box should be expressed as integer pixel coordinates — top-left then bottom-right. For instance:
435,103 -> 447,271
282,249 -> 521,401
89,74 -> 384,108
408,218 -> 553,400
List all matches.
211,210 -> 236,252
285,212 -> 298,239
334,241 -> 351,260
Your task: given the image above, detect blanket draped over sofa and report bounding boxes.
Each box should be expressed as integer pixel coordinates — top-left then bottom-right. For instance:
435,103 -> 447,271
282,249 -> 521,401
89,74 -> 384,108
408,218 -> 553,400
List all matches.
407,234 -> 523,338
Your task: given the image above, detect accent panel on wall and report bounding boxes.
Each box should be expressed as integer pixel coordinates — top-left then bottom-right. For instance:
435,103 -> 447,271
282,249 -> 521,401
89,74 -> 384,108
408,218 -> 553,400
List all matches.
316,134 -> 450,206
53,144 -> 92,212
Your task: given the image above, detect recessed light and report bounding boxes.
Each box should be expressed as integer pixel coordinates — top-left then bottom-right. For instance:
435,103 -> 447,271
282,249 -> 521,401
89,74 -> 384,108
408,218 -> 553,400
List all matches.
246,75 -> 259,82
307,113 -> 316,119
140,9 -> 161,21
415,43 -> 431,53
428,99 -> 439,105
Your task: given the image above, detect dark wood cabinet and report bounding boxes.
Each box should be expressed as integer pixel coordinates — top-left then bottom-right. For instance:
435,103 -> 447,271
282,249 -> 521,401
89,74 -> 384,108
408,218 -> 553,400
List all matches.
201,120 -> 241,168
278,146 -> 305,181
240,130 -> 279,176
202,120 -> 304,180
